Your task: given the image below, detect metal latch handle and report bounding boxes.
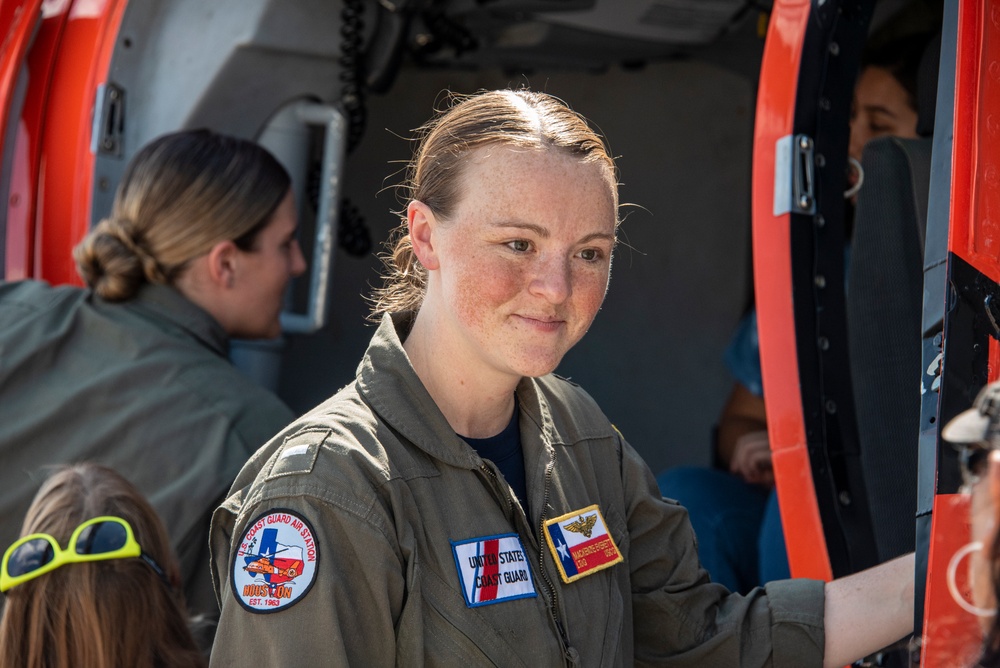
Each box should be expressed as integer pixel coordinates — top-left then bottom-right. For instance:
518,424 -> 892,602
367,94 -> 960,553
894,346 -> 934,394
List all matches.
279,103 -> 347,334
773,133 -> 816,216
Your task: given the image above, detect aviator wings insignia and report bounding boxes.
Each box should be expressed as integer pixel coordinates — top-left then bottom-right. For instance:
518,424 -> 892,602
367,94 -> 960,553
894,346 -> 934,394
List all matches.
563,514 -> 597,538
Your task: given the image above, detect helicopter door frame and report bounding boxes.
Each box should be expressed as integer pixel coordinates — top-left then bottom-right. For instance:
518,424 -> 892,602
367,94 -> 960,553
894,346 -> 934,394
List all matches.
753,0 -> 876,584
0,0 -> 127,285
919,1 -> 1000,665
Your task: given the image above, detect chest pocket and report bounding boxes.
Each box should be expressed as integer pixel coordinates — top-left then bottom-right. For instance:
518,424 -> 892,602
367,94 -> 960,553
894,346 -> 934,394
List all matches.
396,553 -> 535,667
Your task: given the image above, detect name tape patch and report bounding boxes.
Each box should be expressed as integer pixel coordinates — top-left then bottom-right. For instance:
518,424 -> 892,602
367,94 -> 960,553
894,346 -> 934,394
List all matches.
451,533 -> 537,608
232,510 -> 319,614
543,504 -> 623,583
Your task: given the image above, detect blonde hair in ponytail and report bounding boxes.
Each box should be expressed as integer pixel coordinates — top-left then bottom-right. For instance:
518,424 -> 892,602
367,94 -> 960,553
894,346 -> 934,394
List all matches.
74,129 -> 290,302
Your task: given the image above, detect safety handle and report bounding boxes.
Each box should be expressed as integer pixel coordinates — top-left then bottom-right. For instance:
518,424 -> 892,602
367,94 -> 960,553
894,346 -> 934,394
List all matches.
280,103 -> 347,334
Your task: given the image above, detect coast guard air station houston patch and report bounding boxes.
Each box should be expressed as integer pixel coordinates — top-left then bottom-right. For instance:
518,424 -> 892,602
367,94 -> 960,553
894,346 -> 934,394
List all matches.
232,510 -> 319,613
451,533 -> 537,608
543,504 -> 623,583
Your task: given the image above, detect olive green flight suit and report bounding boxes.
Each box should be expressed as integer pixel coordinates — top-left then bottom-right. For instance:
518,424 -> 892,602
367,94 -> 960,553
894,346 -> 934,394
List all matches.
210,313 -> 825,666
0,280 -> 294,621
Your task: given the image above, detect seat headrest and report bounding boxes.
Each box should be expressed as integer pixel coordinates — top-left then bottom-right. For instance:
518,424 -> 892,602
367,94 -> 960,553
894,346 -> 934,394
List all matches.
916,32 -> 941,137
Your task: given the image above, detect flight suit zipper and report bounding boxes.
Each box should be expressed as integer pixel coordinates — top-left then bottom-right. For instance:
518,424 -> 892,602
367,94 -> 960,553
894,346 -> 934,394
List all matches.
537,449 -> 579,666
479,450 -> 578,666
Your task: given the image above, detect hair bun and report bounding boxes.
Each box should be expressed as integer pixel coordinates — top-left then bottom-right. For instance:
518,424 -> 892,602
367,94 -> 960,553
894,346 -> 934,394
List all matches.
103,218 -> 168,283
73,218 -> 166,301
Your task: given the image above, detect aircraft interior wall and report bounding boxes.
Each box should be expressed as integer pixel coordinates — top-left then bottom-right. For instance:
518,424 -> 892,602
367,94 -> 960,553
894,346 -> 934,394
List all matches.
275,60 -> 756,476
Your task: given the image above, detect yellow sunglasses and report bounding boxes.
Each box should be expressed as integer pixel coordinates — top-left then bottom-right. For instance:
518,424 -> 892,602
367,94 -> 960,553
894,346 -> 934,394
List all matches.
0,516 -> 168,592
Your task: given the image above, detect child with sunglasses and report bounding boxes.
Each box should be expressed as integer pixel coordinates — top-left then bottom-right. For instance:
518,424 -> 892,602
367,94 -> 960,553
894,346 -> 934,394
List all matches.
0,463 -> 206,668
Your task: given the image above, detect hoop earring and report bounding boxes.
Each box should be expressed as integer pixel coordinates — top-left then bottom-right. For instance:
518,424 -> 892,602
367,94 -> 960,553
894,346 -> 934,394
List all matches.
946,540 -> 997,617
844,157 -> 864,199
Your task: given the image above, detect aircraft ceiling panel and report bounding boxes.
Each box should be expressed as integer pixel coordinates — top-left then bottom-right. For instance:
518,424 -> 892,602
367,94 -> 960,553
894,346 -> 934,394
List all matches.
422,0 -> 761,70
538,0 -> 750,45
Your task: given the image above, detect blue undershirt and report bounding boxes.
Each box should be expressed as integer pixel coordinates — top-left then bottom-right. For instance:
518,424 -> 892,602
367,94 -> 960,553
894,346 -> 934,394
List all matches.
459,403 -> 528,506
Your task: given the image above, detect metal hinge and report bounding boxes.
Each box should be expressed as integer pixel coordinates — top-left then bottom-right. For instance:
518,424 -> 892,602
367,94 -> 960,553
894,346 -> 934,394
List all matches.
91,82 -> 125,157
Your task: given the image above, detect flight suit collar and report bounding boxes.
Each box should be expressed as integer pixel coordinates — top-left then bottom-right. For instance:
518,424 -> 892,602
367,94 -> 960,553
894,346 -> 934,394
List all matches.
357,312 -> 561,471
124,283 -> 229,357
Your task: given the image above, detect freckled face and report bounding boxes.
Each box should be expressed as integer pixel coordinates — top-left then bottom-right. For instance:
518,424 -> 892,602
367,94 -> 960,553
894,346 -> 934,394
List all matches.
427,146 -> 616,381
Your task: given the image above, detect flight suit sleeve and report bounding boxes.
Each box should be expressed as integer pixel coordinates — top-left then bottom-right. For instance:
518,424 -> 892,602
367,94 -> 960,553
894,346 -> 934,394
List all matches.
176,502 -> 223,623
618,435 -> 826,667
208,444 -> 406,666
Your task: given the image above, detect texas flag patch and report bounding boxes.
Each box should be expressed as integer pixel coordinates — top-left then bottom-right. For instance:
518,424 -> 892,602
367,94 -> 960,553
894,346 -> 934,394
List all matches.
451,533 -> 537,608
543,505 -> 623,583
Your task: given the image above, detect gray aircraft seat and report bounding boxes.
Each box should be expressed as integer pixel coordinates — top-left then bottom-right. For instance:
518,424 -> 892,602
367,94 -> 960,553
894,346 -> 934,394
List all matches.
846,135 -> 933,563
